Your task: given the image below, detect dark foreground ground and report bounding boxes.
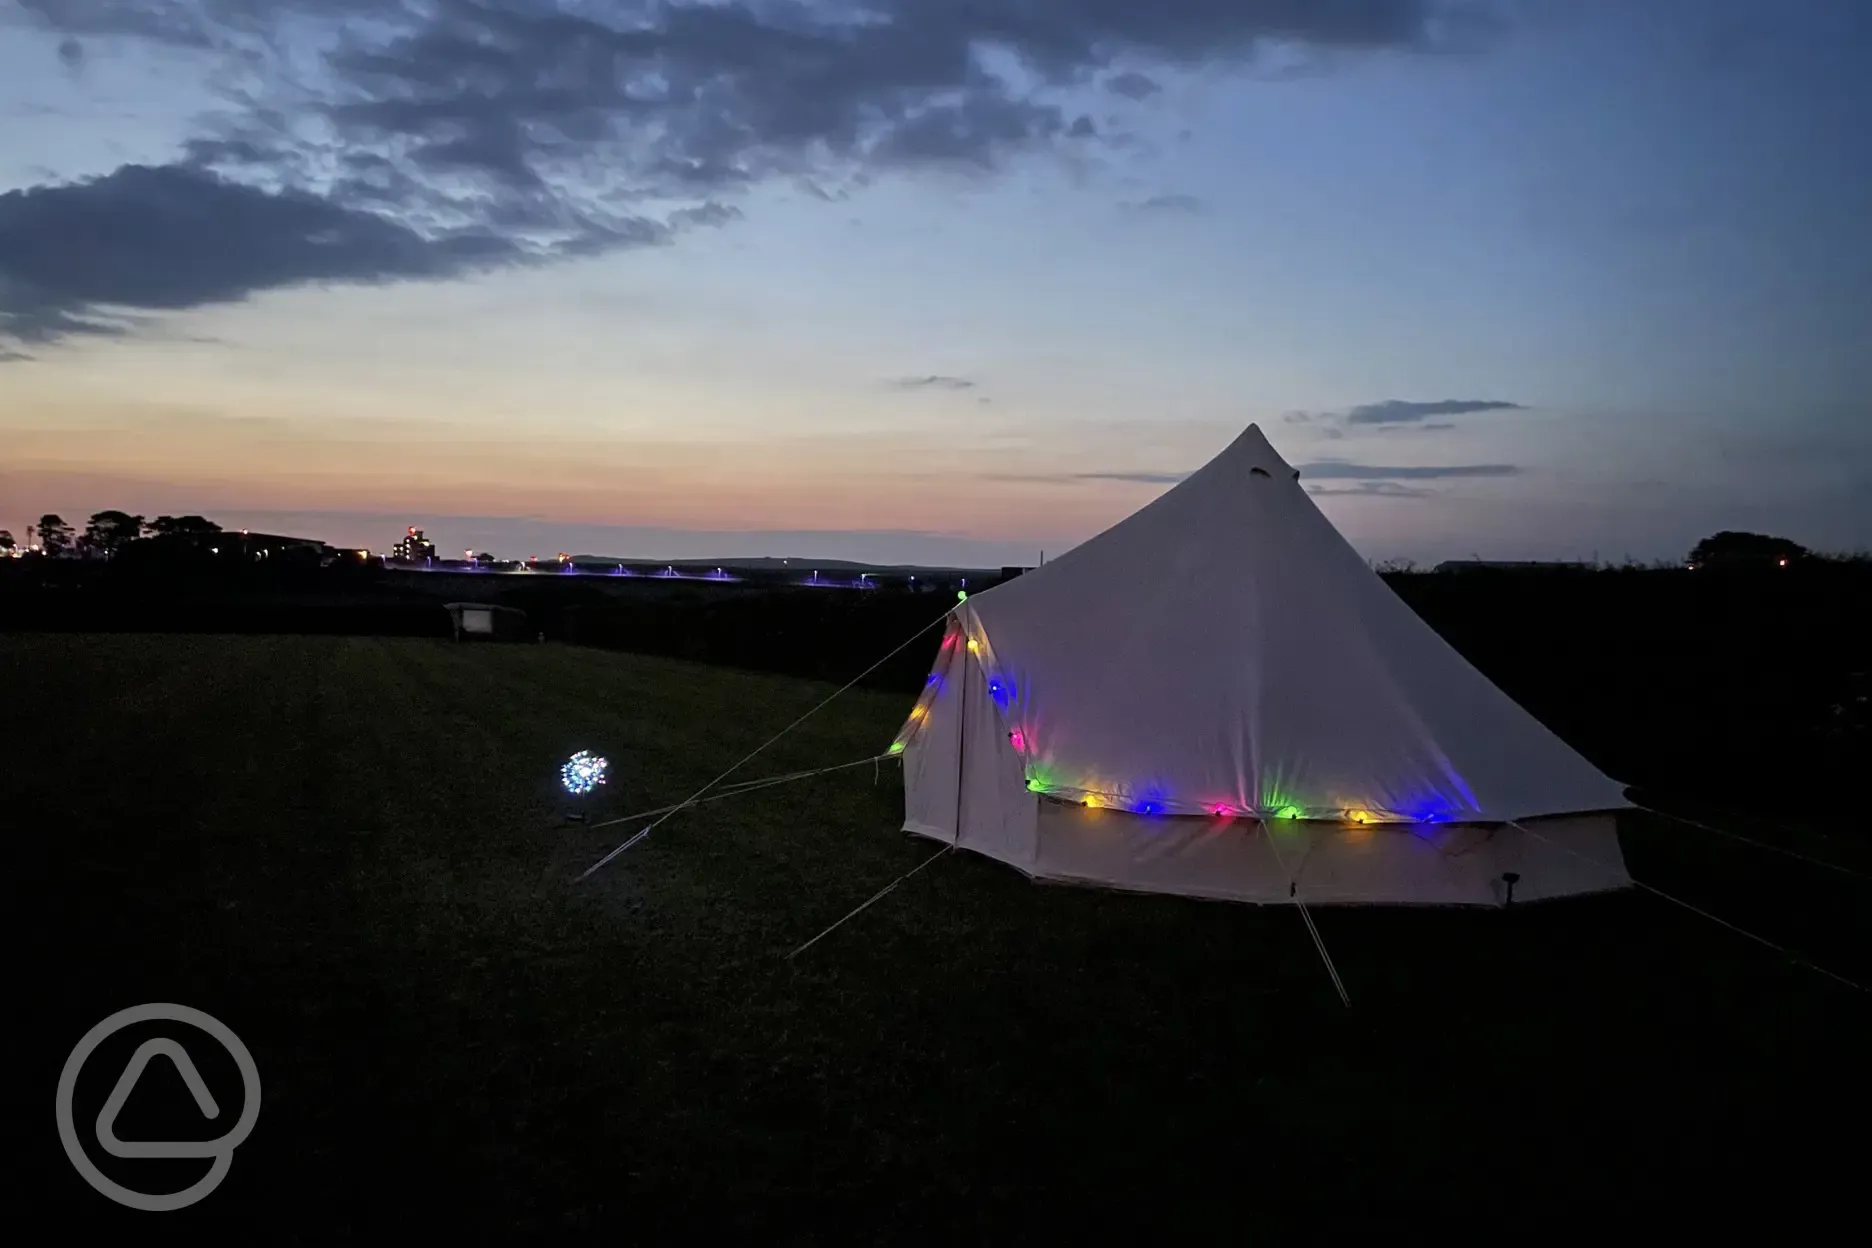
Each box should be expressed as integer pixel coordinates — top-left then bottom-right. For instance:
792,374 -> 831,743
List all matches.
13,634 -> 1870,1237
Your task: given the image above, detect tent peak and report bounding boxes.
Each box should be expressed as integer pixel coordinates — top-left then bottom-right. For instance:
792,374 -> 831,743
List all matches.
1203,421 -> 1297,481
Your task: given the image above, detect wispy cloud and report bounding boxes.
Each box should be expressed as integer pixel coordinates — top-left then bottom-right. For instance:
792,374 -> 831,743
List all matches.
1125,193 -> 1204,214
1298,459 -> 1522,480
1306,481 -> 1431,498
889,375 -> 977,392
1344,398 -> 1525,425
1073,469 -> 1189,484
993,458 -> 1521,487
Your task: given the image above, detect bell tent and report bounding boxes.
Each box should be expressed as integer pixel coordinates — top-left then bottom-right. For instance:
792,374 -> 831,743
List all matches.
890,423 -> 1632,906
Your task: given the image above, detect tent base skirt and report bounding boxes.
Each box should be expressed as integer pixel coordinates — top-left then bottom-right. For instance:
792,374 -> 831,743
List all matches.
905,806 -> 1632,908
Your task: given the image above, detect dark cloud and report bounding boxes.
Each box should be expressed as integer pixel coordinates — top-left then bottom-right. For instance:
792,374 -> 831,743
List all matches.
6,0 -> 1497,350
1298,459 -> 1521,479
1105,71 -> 1163,100
890,374 -> 977,391
57,36 -> 86,71
1344,398 -> 1526,424
0,164 -> 530,342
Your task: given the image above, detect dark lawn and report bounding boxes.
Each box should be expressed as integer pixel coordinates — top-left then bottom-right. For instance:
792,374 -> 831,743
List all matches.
13,634 -> 1869,1237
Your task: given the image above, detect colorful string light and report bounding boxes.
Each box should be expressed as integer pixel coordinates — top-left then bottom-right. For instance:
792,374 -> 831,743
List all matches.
560,750 -> 609,795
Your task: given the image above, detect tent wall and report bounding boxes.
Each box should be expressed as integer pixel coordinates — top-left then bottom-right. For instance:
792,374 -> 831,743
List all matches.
952,648 -> 1039,869
1029,805 -> 1630,906
901,636 -> 965,841
901,622 -> 1038,868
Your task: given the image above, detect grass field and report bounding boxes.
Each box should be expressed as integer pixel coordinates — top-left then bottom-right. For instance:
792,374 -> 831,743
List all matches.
16,634 -> 1869,1235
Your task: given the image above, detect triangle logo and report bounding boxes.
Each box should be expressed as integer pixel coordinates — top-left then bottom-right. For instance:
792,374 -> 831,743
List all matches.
95,1038 -> 224,1160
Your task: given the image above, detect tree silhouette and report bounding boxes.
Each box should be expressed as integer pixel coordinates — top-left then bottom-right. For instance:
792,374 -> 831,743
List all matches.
1689,531 -> 1808,568
149,515 -> 222,537
37,514 -> 73,556
82,510 -> 146,558
0,530 -> 15,553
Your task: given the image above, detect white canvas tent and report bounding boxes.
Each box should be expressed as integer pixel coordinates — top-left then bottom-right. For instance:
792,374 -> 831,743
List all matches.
892,424 -> 1633,906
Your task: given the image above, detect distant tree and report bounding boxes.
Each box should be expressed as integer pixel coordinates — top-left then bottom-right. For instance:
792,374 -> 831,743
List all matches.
149,514 -> 222,537
83,510 -> 146,558
37,514 -> 74,556
0,530 -> 14,553
476,552 -> 494,563
1689,531 -> 1808,568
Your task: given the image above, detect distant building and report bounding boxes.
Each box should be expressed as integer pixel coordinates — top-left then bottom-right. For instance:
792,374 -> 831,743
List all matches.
392,527 -> 437,562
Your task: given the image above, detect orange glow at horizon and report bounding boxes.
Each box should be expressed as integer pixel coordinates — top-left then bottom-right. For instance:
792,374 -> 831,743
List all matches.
0,397 -> 1149,544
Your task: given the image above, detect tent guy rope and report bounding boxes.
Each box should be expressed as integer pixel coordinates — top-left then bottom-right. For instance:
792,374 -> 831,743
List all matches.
577,602 -> 959,882
1256,817 -> 1353,1008
1507,820 -> 1867,995
786,844 -> 954,961
581,754 -> 893,833
1632,803 -> 1872,883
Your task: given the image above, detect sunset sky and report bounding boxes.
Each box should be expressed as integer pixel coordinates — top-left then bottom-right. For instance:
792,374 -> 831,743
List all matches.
3,1 -> 1867,565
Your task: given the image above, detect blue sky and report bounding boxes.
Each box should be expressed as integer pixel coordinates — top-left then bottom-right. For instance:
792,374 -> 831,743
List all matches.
2,1 -> 1867,564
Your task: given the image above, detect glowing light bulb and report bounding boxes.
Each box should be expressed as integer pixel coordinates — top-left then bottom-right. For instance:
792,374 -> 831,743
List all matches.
1009,729 -> 1026,751
1347,809 -> 1372,824
909,705 -> 926,720
957,590 -> 968,602
1275,805 -> 1302,819
1083,794 -> 1102,809
1210,804 -> 1235,818
888,741 -> 905,755
966,638 -> 979,653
